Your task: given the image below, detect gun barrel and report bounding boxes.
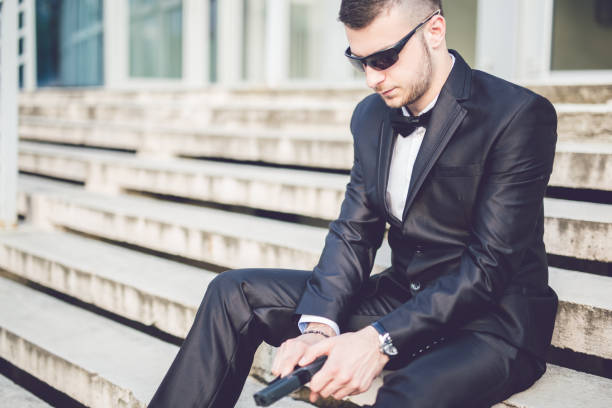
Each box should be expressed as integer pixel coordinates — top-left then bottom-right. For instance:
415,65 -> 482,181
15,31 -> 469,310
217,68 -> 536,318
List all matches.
253,356 -> 327,406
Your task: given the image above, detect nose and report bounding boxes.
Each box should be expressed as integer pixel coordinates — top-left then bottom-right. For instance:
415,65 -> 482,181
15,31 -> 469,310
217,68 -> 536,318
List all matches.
365,65 -> 386,89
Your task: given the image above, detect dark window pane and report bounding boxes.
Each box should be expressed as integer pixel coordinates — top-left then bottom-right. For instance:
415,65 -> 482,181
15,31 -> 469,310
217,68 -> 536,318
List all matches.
19,64 -> 24,89
36,0 -> 104,87
18,37 -> 24,55
552,0 -> 612,70
18,11 -> 24,28
36,0 -> 61,86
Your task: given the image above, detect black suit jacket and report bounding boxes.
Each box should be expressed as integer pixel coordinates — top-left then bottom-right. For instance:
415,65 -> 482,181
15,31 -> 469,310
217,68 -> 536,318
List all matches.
295,50 -> 558,360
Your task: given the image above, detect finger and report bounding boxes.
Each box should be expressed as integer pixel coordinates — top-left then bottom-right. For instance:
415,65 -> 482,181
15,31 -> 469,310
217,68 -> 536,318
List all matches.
335,374 -> 369,400
272,340 -> 305,377
310,373 -> 335,399
279,354 -> 302,378
299,338 -> 331,366
308,359 -> 338,394
319,376 -> 350,399
271,343 -> 286,376
309,390 -> 321,404
333,386 -> 352,401
352,377 -> 372,396
279,346 -> 307,377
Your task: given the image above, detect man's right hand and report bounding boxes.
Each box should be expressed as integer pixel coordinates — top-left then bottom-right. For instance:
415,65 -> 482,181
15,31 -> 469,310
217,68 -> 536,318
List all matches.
271,323 -> 335,378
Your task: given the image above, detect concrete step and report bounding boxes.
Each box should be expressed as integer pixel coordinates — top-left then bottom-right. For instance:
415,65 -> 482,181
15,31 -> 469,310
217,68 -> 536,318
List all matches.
0,374 -> 52,408
555,104 -> 612,143
0,228 -> 610,408
0,227 -> 214,339
492,365 -> 612,408
19,116 -> 352,169
18,147 -> 611,263
19,88 -> 230,105
548,268 -> 612,360
19,138 -> 612,217
232,83 -> 612,105
18,141 -> 349,220
19,87 -> 365,108
0,275 -> 177,408
550,142 -> 612,191
19,99 -> 612,142
16,174 -> 391,272
0,227 -> 609,360
228,85 -> 370,104
526,83 -> 612,104
543,198 -> 612,263
0,276 -> 311,408
19,110 -> 612,170
19,83 -> 612,106
19,83 -> 612,108
347,363 -> 612,407
2,271 -> 610,408
19,100 -> 355,129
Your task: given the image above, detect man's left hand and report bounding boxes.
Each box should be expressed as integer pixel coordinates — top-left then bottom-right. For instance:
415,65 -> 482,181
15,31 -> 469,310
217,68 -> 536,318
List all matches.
297,326 -> 389,402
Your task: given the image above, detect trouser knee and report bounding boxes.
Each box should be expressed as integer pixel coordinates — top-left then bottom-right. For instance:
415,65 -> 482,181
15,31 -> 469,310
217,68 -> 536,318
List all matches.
196,268 -> 257,325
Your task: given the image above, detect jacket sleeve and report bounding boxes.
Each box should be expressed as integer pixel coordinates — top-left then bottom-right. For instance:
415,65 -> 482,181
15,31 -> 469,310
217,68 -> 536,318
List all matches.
377,94 -> 558,351
295,101 -> 387,324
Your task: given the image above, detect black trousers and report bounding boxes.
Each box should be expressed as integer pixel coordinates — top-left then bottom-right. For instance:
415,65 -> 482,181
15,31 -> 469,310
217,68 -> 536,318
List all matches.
148,268 -> 544,408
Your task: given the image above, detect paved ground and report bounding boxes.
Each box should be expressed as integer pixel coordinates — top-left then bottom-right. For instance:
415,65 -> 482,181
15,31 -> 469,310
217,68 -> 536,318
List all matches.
0,374 -> 52,408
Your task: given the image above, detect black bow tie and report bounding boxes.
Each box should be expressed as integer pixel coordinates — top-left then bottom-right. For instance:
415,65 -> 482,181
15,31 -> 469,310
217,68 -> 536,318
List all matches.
389,108 -> 433,137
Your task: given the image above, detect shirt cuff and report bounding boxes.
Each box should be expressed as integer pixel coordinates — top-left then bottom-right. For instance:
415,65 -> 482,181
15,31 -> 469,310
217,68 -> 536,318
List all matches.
298,315 -> 340,336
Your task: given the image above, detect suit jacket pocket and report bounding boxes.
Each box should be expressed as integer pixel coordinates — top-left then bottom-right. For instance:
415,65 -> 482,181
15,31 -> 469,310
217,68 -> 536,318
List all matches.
431,163 -> 483,177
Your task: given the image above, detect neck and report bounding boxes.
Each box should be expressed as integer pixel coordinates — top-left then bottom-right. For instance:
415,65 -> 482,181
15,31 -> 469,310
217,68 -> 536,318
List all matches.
407,51 -> 454,115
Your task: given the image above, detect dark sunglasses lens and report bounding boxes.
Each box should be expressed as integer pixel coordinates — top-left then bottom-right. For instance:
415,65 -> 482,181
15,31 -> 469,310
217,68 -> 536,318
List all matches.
368,50 -> 399,71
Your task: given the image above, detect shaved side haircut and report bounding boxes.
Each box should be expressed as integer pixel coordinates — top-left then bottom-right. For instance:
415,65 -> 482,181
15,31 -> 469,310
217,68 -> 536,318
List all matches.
339,0 -> 443,29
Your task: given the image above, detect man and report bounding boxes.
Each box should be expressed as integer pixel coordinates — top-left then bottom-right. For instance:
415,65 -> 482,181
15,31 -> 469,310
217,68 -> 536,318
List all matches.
149,0 -> 558,407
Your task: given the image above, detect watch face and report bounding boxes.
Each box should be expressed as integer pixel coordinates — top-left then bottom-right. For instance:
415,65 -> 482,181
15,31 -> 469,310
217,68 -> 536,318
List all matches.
383,344 -> 399,356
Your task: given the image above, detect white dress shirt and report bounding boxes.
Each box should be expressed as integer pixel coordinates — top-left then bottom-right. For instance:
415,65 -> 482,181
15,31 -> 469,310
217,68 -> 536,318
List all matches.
299,55 -> 456,335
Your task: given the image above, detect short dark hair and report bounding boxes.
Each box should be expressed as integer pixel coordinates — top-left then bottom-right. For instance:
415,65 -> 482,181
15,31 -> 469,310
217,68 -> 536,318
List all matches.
339,0 -> 443,29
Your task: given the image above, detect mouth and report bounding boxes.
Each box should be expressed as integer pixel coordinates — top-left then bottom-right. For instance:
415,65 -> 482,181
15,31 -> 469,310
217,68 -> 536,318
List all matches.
381,88 -> 396,97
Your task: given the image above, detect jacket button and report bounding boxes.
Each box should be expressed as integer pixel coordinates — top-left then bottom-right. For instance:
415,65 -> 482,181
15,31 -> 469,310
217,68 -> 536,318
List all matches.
415,245 -> 425,255
410,281 -> 421,291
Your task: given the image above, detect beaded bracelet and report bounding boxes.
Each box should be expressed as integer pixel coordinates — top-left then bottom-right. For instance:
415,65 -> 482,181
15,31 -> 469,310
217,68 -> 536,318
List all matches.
303,329 -> 331,338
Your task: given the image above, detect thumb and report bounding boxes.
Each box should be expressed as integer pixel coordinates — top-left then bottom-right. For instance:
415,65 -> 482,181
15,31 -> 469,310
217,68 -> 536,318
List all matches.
299,338 -> 331,366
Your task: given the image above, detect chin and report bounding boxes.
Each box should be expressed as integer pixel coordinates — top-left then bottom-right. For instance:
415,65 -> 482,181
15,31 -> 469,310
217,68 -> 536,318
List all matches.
381,94 -> 404,109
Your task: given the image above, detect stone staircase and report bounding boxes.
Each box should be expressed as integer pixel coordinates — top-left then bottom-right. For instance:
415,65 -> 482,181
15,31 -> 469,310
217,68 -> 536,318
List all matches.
0,84 -> 611,407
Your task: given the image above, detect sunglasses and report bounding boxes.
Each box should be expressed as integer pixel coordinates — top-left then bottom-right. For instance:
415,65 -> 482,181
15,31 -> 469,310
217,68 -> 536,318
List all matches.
345,9 -> 441,72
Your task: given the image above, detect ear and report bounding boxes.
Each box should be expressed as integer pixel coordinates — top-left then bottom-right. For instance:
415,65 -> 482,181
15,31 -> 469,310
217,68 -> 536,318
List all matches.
424,14 -> 446,49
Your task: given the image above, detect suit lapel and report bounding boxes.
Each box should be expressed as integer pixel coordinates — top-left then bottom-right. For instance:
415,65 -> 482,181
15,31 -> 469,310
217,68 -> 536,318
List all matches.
376,111 -> 398,224
401,90 -> 467,220
375,50 -> 472,225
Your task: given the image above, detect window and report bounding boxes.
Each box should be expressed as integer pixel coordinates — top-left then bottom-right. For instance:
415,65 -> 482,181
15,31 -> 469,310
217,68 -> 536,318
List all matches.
129,0 -> 183,79
36,0 -> 104,87
19,64 -> 24,89
552,0 -> 612,70
289,1 -> 311,79
241,0 -> 266,82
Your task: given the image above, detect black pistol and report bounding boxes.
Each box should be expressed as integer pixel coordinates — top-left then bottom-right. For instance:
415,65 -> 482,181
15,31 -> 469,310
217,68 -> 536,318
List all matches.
253,356 -> 328,406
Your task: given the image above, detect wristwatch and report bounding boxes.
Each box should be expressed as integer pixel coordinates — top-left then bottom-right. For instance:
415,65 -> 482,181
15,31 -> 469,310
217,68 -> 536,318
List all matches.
371,321 -> 398,356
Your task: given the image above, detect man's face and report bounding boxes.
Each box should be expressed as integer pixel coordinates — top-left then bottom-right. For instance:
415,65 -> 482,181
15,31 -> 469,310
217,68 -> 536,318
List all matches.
345,6 -> 433,109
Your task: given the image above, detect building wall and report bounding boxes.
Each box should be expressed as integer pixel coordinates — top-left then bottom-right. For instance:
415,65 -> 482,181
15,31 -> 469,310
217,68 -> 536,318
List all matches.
15,0 -> 612,90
